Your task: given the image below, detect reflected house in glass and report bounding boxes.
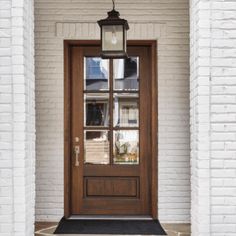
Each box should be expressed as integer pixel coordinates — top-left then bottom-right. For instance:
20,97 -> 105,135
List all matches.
114,93 -> 139,127
84,55 -> 140,165
84,131 -> 110,165
113,57 -> 139,128
84,57 -> 109,128
114,57 -> 139,91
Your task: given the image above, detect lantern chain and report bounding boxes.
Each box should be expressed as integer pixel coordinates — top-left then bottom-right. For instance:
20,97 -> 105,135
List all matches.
112,0 -> 115,10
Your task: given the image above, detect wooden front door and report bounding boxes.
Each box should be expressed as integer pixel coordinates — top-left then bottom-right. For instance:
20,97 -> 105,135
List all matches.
64,41 -> 157,218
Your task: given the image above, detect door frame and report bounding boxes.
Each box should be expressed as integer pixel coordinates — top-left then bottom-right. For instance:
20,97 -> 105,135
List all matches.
64,40 -> 158,219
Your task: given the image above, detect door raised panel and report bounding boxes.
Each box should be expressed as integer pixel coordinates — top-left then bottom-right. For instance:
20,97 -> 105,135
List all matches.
84,177 -> 139,197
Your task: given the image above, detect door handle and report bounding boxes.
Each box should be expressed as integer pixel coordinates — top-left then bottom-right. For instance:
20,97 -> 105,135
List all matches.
74,145 -> 80,167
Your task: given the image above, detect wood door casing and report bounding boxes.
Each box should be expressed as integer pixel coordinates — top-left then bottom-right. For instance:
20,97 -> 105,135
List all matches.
64,40 -> 158,218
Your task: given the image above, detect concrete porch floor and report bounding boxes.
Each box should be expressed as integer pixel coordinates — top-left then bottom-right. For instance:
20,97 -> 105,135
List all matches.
35,222 -> 191,236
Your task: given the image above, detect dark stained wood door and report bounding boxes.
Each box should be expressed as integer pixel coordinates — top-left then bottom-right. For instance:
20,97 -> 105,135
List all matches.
68,43 -> 155,216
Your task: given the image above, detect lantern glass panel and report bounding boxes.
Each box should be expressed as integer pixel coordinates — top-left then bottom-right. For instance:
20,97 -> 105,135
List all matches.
102,25 -> 124,51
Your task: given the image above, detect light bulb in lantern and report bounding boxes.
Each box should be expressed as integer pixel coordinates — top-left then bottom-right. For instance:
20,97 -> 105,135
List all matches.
111,30 -> 117,45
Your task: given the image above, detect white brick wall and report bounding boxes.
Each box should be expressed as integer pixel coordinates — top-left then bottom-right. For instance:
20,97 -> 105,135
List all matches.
0,0 -> 35,236
35,0 -> 190,223
0,1 -> 13,235
190,0 -> 236,236
190,0 -> 211,235
211,1 -> 236,236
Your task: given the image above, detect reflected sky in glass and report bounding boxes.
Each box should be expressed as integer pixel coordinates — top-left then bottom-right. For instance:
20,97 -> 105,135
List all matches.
84,57 -> 109,91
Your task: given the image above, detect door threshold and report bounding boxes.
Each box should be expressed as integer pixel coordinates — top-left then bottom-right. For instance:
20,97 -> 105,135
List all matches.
68,215 -> 153,220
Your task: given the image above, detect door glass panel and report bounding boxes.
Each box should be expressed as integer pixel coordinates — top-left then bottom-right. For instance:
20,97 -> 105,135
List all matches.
113,57 -> 139,91
113,130 -> 139,164
84,131 -> 110,164
84,57 -> 109,91
85,93 -> 109,127
113,93 -> 139,127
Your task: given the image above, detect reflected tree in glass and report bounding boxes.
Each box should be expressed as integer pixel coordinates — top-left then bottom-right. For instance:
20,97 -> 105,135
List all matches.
113,130 -> 139,164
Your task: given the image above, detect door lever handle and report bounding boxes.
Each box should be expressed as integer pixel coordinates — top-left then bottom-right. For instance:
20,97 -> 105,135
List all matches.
74,145 -> 80,167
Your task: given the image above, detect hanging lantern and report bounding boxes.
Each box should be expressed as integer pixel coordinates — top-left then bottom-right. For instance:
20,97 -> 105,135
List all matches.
97,0 -> 129,59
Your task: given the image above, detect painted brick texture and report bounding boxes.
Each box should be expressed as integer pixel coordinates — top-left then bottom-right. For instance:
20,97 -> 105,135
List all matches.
0,0 -> 35,236
190,0 -> 211,235
210,1 -> 236,236
190,0 -> 236,236
0,1 -> 13,235
35,0 -> 190,223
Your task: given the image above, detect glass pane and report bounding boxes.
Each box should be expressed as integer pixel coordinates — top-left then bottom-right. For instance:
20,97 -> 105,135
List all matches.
84,131 -> 110,164
85,93 -> 109,127
113,130 -> 139,165
102,25 -> 124,51
113,93 -> 139,127
113,57 -> 139,91
84,57 -> 109,91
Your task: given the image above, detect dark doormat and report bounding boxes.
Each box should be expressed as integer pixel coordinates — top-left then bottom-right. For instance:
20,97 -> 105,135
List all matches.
54,217 -> 167,235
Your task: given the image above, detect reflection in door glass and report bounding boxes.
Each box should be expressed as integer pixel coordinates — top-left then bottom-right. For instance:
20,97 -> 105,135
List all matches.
113,130 -> 139,164
84,131 -> 110,164
113,93 -> 139,127
84,57 -> 109,91
85,93 -> 109,127
113,57 -> 139,91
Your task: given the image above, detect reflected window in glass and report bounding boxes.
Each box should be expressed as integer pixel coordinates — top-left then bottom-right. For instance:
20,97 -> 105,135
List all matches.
85,93 -> 109,127
113,57 -> 139,91
113,93 -> 139,127
84,57 -> 109,91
